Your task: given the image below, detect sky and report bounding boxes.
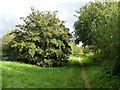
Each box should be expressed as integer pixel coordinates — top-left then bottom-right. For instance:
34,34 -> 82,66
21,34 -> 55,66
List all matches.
0,0 -> 96,38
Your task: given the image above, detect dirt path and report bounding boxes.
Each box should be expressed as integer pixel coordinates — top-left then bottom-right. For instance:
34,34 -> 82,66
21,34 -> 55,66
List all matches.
78,57 -> 91,90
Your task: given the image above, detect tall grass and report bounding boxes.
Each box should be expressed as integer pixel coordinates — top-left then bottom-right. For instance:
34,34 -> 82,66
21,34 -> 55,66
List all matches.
80,52 -> 120,89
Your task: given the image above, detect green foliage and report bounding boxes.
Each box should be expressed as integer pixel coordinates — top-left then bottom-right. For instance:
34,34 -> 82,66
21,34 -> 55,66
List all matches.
70,41 -> 81,54
74,1 -> 119,74
2,29 -> 16,60
81,56 -> 94,66
82,46 -> 92,54
81,54 -> 120,89
2,29 -> 15,44
85,65 -> 120,88
67,54 -> 81,66
2,7 -> 71,67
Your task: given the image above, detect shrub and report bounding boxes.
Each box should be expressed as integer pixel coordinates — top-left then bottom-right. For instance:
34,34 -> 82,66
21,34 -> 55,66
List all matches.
2,7 -> 71,67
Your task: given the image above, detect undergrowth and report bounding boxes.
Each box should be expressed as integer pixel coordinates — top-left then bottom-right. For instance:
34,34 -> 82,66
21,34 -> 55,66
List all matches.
80,53 -> 120,89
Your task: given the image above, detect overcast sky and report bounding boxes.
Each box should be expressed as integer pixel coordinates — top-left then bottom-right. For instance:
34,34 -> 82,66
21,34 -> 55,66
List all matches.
0,0 -> 95,38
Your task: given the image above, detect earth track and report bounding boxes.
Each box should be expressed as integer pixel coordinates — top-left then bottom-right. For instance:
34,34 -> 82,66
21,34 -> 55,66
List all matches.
78,57 -> 91,90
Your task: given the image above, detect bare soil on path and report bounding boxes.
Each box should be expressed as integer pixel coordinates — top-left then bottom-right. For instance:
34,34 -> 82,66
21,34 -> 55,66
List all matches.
78,57 -> 91,90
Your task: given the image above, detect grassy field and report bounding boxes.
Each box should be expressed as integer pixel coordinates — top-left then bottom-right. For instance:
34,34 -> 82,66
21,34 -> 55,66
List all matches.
1,55 -> 85,88
80,53 -> 120,89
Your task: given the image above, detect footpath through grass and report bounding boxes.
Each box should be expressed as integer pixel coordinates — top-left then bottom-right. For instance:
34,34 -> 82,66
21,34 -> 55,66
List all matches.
1,55 -> 85,88
80,53 -> 120,89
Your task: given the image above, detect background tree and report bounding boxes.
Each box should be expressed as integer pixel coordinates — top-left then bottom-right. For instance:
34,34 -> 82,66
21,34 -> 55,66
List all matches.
2,29 -> 15,44
2,29 -> 16,60
70,41 -> 81,55
2,7 -> 71,67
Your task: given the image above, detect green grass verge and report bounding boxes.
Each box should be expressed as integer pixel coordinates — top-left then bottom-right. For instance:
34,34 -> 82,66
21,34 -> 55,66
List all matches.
80,53 -> 120,89
84,65 -> 120,88
1,55 -> 85,88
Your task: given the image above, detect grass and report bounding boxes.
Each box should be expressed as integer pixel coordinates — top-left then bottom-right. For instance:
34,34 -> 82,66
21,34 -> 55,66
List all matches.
80,52 -> 120,89
1,55 -> 85,88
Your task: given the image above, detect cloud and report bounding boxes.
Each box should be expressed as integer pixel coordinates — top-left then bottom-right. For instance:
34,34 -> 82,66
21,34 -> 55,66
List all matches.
0,0 -> 95,37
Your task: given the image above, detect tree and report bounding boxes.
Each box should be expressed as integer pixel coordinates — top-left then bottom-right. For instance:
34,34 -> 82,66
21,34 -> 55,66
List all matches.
70,41 -> 81,54
2,7 -> 71,67
2,29 -> 15,44
73,1 -> 119,74
2,29 -> 16,59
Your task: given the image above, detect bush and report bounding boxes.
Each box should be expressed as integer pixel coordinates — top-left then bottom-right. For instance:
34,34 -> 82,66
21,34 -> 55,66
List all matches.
2,7 -> 71,67
83,46 -> 91,54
